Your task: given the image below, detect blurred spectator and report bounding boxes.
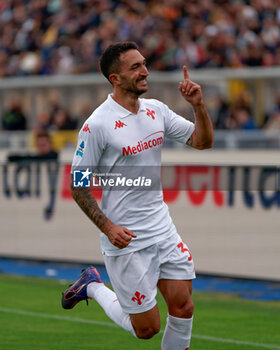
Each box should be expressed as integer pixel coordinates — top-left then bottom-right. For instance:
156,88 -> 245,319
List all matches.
78,101 -> 94,126
0,0 -> 280,76
33,103 -> 78,151
260,15 -> 280,51
227,107 -> 258,130
51,108 -> 77,130
9,130 -> 58,161
36,110 -> 52,131
48,92 -> 62,121
34,130 -> 58,159
2,96 -> 27,130
214,90 -> 259,130
55,46 -> 75,74
7,129 -> 58,219
271,93 -> 280,114
264,93 -> 280,129
232,90 -> 253,111
264,111 -> 280,130
18,51 -> 42,75
214,97 -> 231,129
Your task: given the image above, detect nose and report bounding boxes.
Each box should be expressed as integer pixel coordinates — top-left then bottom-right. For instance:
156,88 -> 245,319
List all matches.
141,64 -> 149,76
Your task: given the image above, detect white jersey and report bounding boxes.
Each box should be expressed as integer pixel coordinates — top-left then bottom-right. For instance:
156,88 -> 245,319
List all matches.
72,94 -> 194,256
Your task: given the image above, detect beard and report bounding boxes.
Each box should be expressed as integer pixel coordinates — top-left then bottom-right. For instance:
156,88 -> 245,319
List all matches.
120,76 -> 148,96
125,87 -> 146,96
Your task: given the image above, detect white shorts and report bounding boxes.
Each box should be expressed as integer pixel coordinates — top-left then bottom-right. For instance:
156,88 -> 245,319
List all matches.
103,233 -> 195,314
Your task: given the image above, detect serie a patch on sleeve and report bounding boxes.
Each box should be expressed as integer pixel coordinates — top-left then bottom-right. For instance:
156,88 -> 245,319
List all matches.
75,140 -> 86,157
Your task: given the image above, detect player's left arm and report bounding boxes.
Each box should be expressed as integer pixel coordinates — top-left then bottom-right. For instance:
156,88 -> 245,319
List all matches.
179,65 -> 214,150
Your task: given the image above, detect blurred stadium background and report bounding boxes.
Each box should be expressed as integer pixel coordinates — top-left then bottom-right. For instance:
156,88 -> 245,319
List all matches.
0,0 -> 280,300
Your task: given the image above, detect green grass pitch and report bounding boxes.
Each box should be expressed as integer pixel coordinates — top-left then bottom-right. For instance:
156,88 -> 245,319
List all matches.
0,274 -> 280,350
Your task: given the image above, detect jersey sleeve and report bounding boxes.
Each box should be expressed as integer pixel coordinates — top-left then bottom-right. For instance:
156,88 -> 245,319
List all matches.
71,119 -> 106,173
161,102 -> 195,144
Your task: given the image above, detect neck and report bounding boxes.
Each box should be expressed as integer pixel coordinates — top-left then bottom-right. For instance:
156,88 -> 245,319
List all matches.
112,89 -> 140,114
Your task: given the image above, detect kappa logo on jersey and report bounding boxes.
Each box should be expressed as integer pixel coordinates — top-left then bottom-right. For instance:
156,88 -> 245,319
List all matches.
73,168 -> 92,187
82,123 -> 91,133
114,120 -> 127,129
131,291 -> 146,305
75,140 -> 85,157
177,241 -> 192,261
146,108 -> 155,120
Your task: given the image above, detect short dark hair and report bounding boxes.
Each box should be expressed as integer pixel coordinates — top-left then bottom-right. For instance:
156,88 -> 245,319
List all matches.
99,41 -> 139,83
35,130 -> 51,140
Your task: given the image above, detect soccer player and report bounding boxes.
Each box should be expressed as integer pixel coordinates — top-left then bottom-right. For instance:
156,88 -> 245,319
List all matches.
62,42 -> 213,350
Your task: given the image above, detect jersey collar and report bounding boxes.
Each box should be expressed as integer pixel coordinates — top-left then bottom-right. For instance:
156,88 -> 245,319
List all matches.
108,94 -> 146,118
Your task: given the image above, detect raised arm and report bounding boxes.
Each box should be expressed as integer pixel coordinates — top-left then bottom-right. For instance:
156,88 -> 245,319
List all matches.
70,175 -> 136,248
179,65 -> 214,150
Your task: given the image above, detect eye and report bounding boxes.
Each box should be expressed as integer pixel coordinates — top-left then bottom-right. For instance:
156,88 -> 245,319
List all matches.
131,64 -> 139,70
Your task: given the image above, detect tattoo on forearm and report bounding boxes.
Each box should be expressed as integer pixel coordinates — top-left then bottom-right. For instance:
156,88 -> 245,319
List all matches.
71,185 -> 109,231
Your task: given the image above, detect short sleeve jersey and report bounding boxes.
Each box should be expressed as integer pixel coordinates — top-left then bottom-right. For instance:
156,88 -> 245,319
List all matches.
72,94 -> 194,256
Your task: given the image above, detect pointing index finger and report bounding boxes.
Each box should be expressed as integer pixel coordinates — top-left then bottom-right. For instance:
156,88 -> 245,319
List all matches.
183,65 -> 189,80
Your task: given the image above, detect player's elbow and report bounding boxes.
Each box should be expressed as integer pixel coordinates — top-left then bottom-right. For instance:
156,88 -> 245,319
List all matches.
193,137 -> 214,150
196,139 -> 214,150
204,130 -> 214,149
205,136 -> 214,149
189,130 -> 214,150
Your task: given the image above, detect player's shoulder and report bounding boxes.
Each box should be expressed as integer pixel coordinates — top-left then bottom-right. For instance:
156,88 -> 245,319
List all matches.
140,98 -> 170,117
140,98 -> 166,109
80,98 -> 111,132
141,98 -> 169,114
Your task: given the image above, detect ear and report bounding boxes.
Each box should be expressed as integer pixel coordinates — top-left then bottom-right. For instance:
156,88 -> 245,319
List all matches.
109,73 -> 120,86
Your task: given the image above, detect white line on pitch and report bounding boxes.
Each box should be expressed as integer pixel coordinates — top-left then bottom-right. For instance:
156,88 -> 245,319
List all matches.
0,307 -> 280,350
0,307 -> 117,328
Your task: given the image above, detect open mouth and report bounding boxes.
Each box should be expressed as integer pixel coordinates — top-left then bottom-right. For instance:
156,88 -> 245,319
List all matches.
138,79 -> 148,86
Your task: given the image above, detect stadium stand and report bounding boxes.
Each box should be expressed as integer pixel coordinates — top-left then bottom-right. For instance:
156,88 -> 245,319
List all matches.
0,0 -> 279,77
0,0 -> 280,140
